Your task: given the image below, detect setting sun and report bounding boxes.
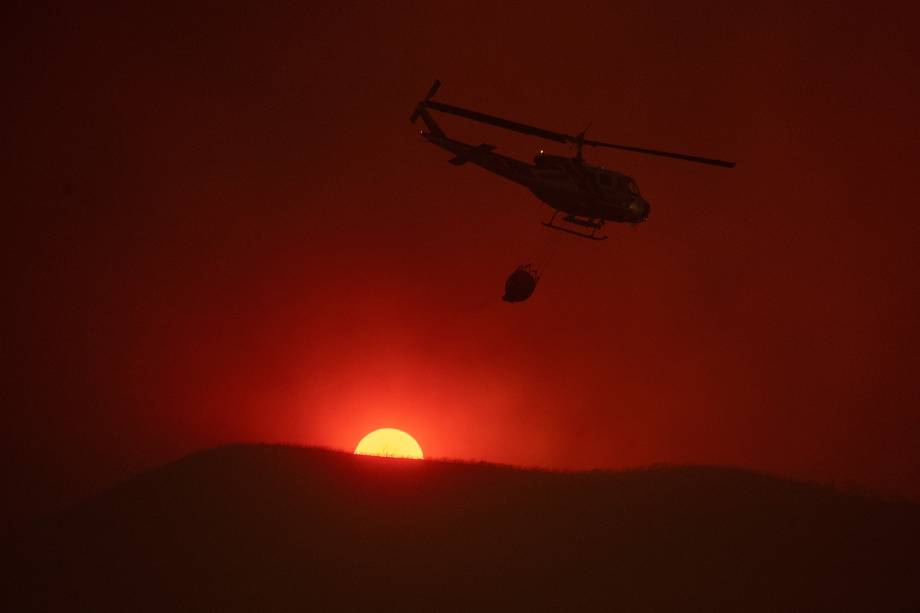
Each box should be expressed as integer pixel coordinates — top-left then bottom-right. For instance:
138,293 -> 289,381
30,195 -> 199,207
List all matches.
354,428 -> 424,459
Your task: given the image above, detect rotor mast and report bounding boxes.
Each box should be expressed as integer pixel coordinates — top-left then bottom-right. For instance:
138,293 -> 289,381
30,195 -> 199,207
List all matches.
573,129 -> 587,161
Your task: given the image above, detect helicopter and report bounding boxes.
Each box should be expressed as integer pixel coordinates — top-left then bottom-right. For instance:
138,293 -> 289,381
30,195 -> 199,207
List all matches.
410,81 -> 735,240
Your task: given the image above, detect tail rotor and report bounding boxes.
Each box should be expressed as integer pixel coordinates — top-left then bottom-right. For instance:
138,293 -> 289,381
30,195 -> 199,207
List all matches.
409,79 -> 442,123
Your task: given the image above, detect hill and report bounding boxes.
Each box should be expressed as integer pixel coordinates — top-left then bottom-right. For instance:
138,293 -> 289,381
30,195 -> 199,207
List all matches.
8,444 -> 920,612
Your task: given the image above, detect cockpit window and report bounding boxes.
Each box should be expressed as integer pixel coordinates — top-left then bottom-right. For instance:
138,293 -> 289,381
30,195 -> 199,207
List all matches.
626,179 -> 640,194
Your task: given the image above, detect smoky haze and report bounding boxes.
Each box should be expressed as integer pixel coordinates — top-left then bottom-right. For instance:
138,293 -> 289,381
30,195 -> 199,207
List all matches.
4,2 -> 920,528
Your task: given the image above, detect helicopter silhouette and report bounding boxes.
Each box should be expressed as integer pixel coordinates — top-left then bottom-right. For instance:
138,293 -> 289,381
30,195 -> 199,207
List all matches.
410,81 -> 735,240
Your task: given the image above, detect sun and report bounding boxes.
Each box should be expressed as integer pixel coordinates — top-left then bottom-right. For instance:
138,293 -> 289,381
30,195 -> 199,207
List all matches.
354,428 -> 424,459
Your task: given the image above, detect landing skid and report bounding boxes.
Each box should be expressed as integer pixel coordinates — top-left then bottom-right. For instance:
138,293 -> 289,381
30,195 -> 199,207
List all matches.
542,212 -> 608,241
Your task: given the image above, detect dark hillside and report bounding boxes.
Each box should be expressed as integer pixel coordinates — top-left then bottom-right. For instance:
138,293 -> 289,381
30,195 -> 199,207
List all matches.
9,445 -> 920,612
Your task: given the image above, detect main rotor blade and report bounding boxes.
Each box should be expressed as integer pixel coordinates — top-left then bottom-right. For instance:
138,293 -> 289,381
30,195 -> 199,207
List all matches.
424,100 -> 571,144
424,96 -> 736,168
584,139 -> 736,168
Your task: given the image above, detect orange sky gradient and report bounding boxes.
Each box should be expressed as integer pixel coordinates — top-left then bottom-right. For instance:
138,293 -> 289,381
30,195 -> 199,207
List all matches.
4,2 -> 920,529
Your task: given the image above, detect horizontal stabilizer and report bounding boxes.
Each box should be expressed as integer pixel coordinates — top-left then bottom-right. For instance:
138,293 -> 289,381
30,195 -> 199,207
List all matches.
448,143 -> 495,166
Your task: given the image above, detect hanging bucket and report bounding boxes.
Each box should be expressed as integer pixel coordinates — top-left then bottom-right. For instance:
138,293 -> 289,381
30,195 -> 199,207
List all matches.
502,264 -> 540,303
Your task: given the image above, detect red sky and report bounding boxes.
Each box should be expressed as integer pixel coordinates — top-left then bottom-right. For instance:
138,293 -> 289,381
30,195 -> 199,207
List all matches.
5,2 -> 920,527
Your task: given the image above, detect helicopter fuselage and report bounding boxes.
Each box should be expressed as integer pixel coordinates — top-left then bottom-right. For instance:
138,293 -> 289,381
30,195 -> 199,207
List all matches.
423,132 -> 650,225
410,80 -> 733,239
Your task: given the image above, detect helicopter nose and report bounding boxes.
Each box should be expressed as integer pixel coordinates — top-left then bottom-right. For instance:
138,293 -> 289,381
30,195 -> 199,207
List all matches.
629,197 -> 650,221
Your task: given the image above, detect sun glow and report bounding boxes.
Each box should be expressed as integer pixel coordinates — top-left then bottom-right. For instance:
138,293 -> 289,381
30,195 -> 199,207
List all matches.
354,428 -> 424,459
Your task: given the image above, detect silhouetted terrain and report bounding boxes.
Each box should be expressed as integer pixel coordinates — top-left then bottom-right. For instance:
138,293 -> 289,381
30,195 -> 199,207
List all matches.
8,445 -> 920,612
